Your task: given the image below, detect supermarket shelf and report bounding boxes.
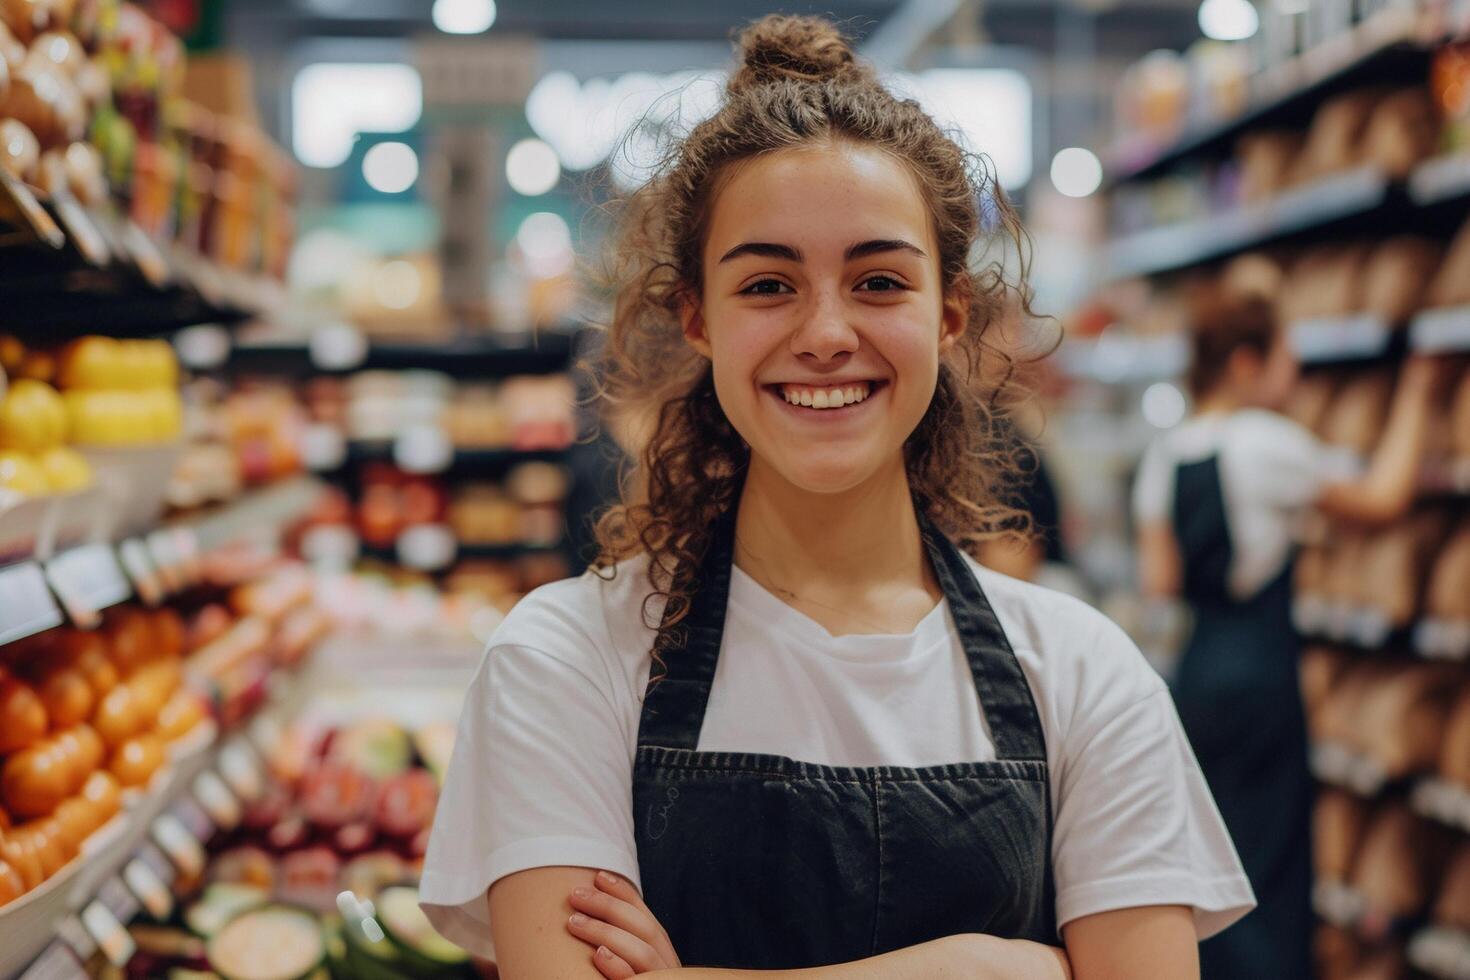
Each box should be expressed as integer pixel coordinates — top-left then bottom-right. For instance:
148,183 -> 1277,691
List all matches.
0,477 -> 324,646
1288,314 -> 1404,365
1105,9 -> 1427,185
1311,739 -> 1394,798
0,720 -> 222,978
1055,332 -> 1189,383
1103,166 -> 1393,280
0,173 -> 278,340
360,534 -> 566,572
1411,305 -> 1470,354
217,328 -> 577,378
1412,777 -> 1470,836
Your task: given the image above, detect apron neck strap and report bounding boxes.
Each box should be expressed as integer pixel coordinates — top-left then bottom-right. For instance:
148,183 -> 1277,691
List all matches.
636,500 -> 1048,762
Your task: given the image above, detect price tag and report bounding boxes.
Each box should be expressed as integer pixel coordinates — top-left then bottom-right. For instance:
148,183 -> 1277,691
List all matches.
300,423 -> 348,472
45,543 -> 131,629
172,793 -> 215,842
309,321 -> 369,371
135,841 -> 177,890
13,941 -> 86,980
146,529 -> 184,593
151,813 -> 205,879
1409,305 -> 1470,354
121,221 -> 169,287
98,875 -> 140,923
397,523 -> 457,571
124,855 -> 174,920
0,561 -> 64,645
193,769 -> 241,831
80,899 -> 135,967
0,170 -> 63,247
52,191 -> 110,266
174,324 -> 232,371
117,538 -> 164,606
393,424 -> 454,474
171,527 -> 203,587
218,739 -> 265,803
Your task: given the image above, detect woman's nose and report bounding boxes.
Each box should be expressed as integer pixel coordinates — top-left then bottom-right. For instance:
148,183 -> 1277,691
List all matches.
789,290 -> 858,361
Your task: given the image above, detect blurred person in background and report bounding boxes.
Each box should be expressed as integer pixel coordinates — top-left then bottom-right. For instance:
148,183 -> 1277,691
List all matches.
1134,293 -> 1446,978
423,15 -> 1256,980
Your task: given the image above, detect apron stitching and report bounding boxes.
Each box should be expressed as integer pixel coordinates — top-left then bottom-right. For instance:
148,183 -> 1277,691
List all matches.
870,777 -> 885,957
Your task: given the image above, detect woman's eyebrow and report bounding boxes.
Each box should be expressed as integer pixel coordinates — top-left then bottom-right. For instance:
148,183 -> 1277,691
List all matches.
718,242 -> 802,263
845,239 -> 927,260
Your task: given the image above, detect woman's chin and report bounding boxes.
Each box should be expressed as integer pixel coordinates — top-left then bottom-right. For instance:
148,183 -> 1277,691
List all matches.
759,451 -> 889,496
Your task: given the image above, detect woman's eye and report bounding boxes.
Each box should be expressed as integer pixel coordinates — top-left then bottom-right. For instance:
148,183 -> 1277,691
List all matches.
741,279 -> 791,296
858,276 -> 905,292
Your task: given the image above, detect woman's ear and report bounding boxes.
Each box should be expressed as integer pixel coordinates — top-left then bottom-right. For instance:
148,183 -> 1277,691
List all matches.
679,289 -> 713,360
939,289 -> 970,354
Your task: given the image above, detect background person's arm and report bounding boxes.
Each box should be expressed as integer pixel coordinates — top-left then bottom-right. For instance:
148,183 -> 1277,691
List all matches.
1315,357 -> 1444,526
1136,521 -> 1181,600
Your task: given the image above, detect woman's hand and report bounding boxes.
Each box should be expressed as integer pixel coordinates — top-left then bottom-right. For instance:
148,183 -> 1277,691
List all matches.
566,871 -> 681,978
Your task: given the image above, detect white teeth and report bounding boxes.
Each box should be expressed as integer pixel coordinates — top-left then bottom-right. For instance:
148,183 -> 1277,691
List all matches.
778,382 -> 874,409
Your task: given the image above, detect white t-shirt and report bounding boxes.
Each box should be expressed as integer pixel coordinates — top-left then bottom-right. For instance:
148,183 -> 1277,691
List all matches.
420,553 -> 1255,959
1133,409 -> 1361,600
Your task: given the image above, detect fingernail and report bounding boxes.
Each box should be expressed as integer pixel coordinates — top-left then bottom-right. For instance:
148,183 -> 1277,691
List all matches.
597,871 -> 616,884
569,913 -> 588,926
573,887 -> 591,899
597,946 -> 613,959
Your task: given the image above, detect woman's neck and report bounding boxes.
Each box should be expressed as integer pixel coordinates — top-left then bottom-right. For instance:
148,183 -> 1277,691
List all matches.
730,454 -> 941,635
1194,387 -> 1244,417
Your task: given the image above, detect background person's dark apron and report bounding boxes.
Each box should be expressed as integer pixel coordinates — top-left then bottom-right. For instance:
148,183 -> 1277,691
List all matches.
631,505 -> 1058,970
1171,456 -> 1312,979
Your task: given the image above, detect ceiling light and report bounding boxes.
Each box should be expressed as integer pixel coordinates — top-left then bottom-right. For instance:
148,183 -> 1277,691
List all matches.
515,212 -> 574,278
432,0 -> 496,34
1050,147 -> 1103,198
362,142 -> 419,194
505,138 -> 561,196
292,63 -> 422,169
1198,0 -> 1259,42
1142,383 -> 1188,429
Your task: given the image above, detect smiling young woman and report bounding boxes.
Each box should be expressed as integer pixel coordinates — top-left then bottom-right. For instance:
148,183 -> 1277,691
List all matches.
417,14 -> 1254,980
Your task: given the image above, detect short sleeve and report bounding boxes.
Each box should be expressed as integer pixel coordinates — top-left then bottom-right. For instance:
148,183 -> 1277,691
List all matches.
1132,437 -> 1176,526
1232,411 -> 1355,510
1051,688 -> 1255,938
419,642 -> 640,959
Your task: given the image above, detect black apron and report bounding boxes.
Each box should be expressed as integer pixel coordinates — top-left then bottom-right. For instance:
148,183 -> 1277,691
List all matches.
1171,457 -> 1313,979
631,504 -> 1057,970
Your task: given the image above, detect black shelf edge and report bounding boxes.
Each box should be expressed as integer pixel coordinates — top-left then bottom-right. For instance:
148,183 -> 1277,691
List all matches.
336,444 -> 569,473
0,173 -> 273,340
1105,11 -> 1430,186
221,330 -> 578,378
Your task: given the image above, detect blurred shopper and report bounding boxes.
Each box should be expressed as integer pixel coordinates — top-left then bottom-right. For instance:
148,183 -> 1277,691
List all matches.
423,16 -> 1254,980
1134,294 -> 1445,978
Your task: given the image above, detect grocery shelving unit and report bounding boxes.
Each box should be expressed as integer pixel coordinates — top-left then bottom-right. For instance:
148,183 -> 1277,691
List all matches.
217,328 -> 576,379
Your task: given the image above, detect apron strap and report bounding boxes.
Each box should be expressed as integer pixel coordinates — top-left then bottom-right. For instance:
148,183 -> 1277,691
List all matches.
636,501 -> 1049,763
635,505 -> 739,751
917,510 -> 1047,762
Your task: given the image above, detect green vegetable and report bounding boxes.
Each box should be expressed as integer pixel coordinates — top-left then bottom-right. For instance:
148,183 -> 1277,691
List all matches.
206,905 -> 327,980
376,887 -> 471,977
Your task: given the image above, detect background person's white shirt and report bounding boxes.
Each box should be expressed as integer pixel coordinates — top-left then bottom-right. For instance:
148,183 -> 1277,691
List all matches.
1133,409 -> 1361,600
420,552 -> 1255,959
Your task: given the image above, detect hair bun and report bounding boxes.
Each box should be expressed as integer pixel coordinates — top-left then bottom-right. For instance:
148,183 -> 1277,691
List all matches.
729,15 -> 864,92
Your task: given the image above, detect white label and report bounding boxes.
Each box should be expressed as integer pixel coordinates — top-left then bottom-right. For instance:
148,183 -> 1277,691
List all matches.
193,770 -> 241,831
80,900 -> 134,967
174,324 -> 232,371
219,740 -> 265,802
300,423 -> 348,472
1288,315 -> 1391,362
117,538 -> 164,606
152,813 -> 205,878
393,424 -> 454,474
397,523 -> 457,571
300,524 -> 360,568
1410,306 -> 1470,354
309,321 -> 369,371
45,543 -> 130,629
0,562 -> 64,645
124,857 -> 174,920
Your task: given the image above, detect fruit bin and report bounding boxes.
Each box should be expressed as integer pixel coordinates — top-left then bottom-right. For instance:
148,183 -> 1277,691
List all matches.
0,718 -> 217,978
79,443 -> 184,539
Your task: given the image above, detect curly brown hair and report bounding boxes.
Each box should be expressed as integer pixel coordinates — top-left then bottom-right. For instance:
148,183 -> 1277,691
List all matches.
591,14 -> 1047,664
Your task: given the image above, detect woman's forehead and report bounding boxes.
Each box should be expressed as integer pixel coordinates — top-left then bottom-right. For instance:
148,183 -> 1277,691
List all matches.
703,143 -> 935,263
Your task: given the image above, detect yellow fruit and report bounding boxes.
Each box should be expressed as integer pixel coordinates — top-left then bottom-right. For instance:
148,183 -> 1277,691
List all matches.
0,379 -> 67,452
37,447 -> 92,492
143,342 -> 178,389
16,352 -> 55,384
0,452 -> 48,496
65,390 -> 118,446
56,337 -> 120,390
140,388 -> 182,441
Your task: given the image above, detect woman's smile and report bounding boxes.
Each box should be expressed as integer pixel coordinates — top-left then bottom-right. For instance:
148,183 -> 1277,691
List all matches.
765,380 -> 888,419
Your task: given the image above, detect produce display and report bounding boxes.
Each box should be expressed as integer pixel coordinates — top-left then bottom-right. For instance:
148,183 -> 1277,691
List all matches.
0,606 -> 206,905
104,717 -> 475,980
